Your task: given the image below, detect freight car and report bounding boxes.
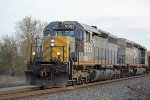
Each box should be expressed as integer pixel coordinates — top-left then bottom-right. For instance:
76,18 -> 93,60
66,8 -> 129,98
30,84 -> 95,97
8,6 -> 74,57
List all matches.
25,21 -> 148,87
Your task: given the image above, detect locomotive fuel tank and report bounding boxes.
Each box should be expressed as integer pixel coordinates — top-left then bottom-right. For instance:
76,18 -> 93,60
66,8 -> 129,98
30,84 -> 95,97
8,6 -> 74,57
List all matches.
91,69 -> 114,81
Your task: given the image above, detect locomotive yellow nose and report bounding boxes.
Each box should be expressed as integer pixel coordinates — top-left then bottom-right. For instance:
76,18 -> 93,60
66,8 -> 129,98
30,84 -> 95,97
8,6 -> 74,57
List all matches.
42,36 -> 68,62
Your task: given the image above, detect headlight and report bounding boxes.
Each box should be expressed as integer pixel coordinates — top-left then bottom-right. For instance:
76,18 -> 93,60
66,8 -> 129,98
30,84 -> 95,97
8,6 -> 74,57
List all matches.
32,52 -> 35,55
57,52 -> 60,55
51,43 -> 54,46
51,39 -> 54,42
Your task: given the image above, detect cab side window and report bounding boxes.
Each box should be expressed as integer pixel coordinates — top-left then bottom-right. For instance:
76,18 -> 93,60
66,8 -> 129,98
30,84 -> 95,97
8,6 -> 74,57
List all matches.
75,30 -> 83,41
86,31 -> 90,42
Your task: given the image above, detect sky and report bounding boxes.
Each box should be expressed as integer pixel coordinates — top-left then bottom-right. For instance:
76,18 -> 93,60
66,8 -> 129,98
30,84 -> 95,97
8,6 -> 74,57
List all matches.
0,0 -> 150,50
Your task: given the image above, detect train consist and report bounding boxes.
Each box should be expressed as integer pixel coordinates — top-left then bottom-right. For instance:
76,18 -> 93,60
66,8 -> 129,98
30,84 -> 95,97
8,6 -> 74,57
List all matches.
25,21 -> 148,87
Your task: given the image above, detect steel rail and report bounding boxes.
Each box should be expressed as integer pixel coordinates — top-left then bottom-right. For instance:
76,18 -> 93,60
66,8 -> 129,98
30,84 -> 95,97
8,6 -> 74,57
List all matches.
0,74 -> 149,100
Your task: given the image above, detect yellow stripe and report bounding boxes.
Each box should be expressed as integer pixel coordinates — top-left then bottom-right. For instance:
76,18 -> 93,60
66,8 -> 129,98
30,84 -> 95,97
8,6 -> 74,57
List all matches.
53,47 -> 68,58
42,36 -> 50,43
44,53 -> 59,61
52,53 -> 58,58
43,48 -> 50,57
44,56 -> 50,62
64,47 -> 68,51
52,52 -> 64,62
43,48 -> 68,62
43,47 -> 67,57
54,41 -> 68,51
57,36 -> 67,43
55,40 -> 64,46
43,42 -> 51,48
42,36 -> 69,62
43,43 -> 67,55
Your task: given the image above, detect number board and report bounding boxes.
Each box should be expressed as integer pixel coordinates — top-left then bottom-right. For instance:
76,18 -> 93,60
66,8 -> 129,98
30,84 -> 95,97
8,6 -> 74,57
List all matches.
51,24 -> 75,30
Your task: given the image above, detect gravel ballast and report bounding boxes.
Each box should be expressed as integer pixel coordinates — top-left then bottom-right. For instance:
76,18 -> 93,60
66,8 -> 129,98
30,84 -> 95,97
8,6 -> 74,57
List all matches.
22,75 -> 150,100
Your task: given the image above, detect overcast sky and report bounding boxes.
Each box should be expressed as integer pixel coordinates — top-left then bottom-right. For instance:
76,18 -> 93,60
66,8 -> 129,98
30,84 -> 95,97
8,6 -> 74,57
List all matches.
0,0 -> 150,50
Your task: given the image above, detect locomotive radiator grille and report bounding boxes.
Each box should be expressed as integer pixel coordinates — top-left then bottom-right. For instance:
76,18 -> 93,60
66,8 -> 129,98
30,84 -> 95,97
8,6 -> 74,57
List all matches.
42,36 -> 68,62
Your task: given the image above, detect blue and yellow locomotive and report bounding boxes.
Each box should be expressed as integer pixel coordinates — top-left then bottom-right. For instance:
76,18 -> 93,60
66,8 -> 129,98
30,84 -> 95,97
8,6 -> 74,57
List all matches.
25,21 -> 148,87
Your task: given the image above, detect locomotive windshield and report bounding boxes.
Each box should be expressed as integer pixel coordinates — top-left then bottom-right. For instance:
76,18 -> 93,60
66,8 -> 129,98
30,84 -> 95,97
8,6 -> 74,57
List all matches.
44,30 -> 83,40
64,31 -> 74,37
53,30 -> 74,37
53,31 -> 63,36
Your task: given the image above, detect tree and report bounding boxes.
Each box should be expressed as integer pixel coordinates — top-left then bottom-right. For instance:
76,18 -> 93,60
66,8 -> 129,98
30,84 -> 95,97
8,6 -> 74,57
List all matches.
0,16 -> 48,76
15,16 -> 48,61
0,35 -> 18,75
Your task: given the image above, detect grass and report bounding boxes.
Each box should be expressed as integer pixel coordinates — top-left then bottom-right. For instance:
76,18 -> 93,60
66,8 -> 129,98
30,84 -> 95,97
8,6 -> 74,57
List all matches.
0,75 -> 26,88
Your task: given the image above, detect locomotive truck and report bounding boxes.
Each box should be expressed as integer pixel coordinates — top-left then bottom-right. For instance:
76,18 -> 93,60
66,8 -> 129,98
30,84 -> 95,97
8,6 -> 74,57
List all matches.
25,21 -> 148,87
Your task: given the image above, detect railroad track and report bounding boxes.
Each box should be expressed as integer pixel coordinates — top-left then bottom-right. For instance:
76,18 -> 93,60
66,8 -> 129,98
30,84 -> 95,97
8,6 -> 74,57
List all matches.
0,74 -> 149,100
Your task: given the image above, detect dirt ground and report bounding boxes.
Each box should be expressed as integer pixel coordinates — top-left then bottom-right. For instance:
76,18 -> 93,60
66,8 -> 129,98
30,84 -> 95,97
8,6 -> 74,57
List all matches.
0,75 -> 26,88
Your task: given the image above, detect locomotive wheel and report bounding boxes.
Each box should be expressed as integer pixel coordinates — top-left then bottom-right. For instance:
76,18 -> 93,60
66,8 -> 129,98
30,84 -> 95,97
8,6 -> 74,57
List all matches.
116,74 -> 119,78
78,75 -> 82,84
118,74 -> 121,78
86,76 -> 90,82
120,72 -> 124,78
82,77 -> 86,84
73,78 -> 77,85
114,73 -> 118,79
112,74 -> 116,79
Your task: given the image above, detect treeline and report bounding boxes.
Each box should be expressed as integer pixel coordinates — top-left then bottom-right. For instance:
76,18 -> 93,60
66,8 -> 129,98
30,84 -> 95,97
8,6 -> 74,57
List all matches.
0,16 -> 48,76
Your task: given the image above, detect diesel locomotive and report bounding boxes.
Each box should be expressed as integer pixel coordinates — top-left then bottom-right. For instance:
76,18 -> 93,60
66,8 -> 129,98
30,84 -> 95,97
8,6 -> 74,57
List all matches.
25,21 -> 148,87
